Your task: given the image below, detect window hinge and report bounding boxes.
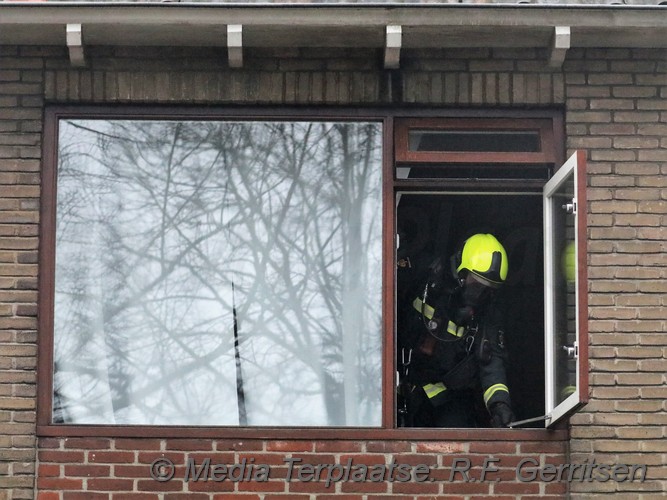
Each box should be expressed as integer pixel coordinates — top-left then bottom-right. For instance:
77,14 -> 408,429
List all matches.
562,198 -> 577,215
562,341 -> 579,359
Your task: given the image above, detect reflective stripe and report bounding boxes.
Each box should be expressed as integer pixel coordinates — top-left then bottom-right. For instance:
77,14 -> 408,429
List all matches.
423,382 -> 447,399
446,320 -> 465,338
483,383 -> 509,406
412,297 -> 435,319
412,298 -> 464,337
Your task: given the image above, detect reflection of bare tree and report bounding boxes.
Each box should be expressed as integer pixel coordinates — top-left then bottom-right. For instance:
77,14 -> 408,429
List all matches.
54,119 -> 382,426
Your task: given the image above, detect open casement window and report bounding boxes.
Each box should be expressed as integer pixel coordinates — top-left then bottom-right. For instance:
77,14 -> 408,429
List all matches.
394,116 -> 588,430
543,150 -> 589,427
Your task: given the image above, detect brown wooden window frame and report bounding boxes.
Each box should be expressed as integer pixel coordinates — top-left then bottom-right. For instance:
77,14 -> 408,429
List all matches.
37,106 -> 569,443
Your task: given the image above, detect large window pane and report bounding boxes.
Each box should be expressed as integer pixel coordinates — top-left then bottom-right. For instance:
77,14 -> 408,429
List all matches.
53,119 -> 383,427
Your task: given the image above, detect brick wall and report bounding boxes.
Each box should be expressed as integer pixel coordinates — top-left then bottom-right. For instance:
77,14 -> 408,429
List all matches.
34,437 -> 568,499
564,48 -> 667,498
0,44 -> 665,499
0,45 -> 43,500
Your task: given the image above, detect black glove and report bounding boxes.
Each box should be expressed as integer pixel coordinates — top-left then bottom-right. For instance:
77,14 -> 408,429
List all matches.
490,402 -> 515,428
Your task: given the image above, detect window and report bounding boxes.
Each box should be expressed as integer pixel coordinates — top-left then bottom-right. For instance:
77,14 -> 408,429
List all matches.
44,114 -> 383,427
394,116 -> 588,429
39,108 -> 587,434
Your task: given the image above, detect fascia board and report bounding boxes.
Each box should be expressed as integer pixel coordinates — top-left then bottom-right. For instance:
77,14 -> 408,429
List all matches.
0,4 -> 665,48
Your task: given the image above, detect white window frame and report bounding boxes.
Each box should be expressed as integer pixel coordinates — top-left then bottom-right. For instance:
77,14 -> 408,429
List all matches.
543,151 -> 589,428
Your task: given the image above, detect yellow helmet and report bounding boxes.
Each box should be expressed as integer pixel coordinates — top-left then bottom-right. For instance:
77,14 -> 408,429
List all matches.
455,233 -> 508,288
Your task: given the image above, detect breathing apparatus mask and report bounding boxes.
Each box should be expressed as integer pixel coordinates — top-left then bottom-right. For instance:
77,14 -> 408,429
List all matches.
460,272 -> 495,308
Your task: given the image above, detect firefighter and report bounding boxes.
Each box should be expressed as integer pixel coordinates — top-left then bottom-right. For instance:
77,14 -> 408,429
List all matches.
397,233 -> 515,428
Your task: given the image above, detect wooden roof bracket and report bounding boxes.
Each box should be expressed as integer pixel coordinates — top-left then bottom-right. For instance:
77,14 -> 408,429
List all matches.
227,24 -> 243,68
66,23 -> 85,67
549,26 -> 571,69
384,25 -> 402,70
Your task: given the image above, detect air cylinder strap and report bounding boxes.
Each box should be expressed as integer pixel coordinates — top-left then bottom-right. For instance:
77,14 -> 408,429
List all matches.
412,298 -> 465,338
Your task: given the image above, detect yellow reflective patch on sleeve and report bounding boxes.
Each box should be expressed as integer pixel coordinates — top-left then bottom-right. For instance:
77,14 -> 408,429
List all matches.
483,383 -> 509,406
423,382 -> 447,399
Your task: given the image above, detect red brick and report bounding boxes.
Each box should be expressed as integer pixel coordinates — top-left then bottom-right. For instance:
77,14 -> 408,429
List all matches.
36,478 -> 83,490
315,441 -> 364,453
114,465 -> 156,479
37,451 -> 85,463
36,494 -> 60,500
38,464 -> 60,477
285,480 -> 336,494
237,480 -> 286,493
185,452 -> 235,464
545,481 -> 568,494
165,439 -> 213,451
264,496 -> 310,500
63,438 -> 111,450
111,495 -> 159,500
88,451 -> 135,464
288,454 -> 336,465
186,480 -> 235,493
164,495 -> 210,500
365,441 -> 411,453
87,478 -> 135,491
265,441 -> 313,452
115,439 -> 162,451
469,497 -> 514,500
370,497 -> 417,500
237,453 -> 290,466
136,480 -> 184,492
315,496 -> 363,500
519,441 -> 567,453
137,452 -> 185,465
391,454 -> 438,467
440,455 -> 488,468
337,454 -> 390,467
442,482 -> 490,494
484,454 -> 536,469
415,442 -> 466,454
215,440 -> 263,452
494,481 -> 541,494
468,442 -> 517,454
64,464 -> 110,477
392,481 -> 439,495
340,481 -> 389,494
212,495 -> 260,500
62,493 -> 109,500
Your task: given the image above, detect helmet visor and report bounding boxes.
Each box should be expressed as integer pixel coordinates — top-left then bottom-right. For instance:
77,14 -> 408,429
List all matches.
461,273 -> 495,307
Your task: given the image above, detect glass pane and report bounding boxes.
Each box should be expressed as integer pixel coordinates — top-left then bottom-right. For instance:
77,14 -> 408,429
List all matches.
549,175 -> 577,408
396,163 -> 550,181
53,119 -> 383,427
408,130 -> 541,153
